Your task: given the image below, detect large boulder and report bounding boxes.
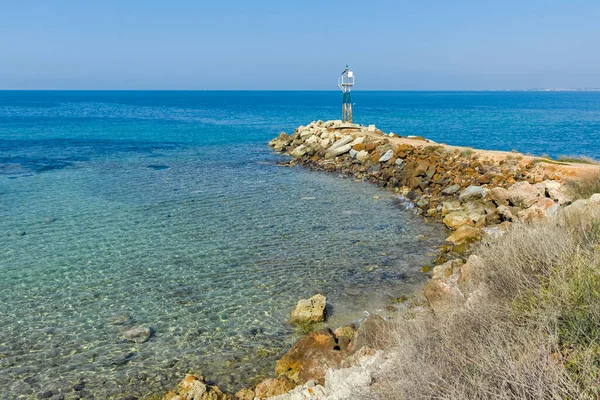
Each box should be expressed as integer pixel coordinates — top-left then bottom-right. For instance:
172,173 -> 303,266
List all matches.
275,329 -> 346,384
290,144 -> 310,158
290,294 -> 327,324
325,144 -> 352,159
488,187 -> 510,206
327,136 -> 354,152
507,181 -> 540,208
163,375 -> 232,400
445,225 -> 481,245
423,273 -> 464,314
442,211 -> 472,230
378,149 -> 394,163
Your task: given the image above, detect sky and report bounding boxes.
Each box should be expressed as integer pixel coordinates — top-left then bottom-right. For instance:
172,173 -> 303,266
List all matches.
0,0 -> 599,90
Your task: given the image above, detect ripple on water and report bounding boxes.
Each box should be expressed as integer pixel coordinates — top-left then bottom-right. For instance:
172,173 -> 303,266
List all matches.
0,142 -> 446,398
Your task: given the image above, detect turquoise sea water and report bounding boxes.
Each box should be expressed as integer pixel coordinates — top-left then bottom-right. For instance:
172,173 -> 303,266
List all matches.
1,91 -> 599,399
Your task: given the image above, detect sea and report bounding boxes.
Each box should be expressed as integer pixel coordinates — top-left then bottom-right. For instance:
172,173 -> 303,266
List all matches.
1,91 -> 599,399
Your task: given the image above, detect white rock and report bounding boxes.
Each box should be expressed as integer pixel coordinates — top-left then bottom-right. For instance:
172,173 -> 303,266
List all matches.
356,150 -> 369,163
459,185 -> 487,202
350,136 -> 366,146
349,149 -> 358,159
325,144 -> 352,159
590,193 -> 600,203
324,366 -> 373,400
378,149 -> 394,163
395,158 -> 404,167
327,136 -> 354,152
367,125 -> 376,132
291,144 -> 310,158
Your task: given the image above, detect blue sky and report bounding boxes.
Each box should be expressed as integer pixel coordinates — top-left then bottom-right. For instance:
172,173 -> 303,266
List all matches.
1,0 -> 599,90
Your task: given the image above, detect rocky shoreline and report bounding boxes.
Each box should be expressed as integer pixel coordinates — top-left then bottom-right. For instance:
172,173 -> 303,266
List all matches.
162,120 -> 599,400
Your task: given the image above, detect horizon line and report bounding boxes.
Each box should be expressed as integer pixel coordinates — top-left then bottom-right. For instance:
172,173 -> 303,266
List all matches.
1,88 -> 600,92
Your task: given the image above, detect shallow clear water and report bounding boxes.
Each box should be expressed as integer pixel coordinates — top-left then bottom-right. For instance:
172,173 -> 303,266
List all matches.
1,91 -> 599,399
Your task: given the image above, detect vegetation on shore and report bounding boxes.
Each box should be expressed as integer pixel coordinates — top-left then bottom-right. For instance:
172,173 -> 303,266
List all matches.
566,171 -> 600,199
379,204 -> 600,399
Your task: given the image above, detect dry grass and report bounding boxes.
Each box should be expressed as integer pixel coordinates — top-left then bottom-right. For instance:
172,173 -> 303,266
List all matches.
376,205 -> 600,399
557,155 -> 599,165
565,171 -> 600,200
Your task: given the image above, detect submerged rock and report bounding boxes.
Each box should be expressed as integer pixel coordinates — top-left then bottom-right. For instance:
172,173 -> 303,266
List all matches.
122,326 -> 153,343
290,294 -> 327,325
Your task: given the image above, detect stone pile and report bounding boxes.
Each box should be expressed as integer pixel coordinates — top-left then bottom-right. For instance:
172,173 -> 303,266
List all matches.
269,120 -> 573,255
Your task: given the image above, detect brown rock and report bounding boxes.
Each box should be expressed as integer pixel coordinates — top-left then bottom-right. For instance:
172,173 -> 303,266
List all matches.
507,181 -> 540,208
275,329 -> 345,384
446,225 -> 481,245
442,211 -> 473,230
234,388 -> 255,400
254,375 -> 296,399
423,274 -> 464,314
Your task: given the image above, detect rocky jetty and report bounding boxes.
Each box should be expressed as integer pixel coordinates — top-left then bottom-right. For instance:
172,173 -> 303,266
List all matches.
162,120 -> 599,400
268,120 -> 584,253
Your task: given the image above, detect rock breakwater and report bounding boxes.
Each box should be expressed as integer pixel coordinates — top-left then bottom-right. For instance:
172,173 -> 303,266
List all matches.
161,120 -> 599,400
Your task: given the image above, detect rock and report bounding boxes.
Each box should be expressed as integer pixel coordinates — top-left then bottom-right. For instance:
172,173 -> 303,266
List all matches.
423,273 -> 464,314
254,375 -> 296,399
325,144 -> 352,159
355,150 -> 369,163
431,259 -> 463,279
367,124 -> 376,132
459,185 -> 487,202
264,381 -> 327,400
507,181 -> 540,208
350,136 -> 366,146
566,199 -> 590,212
442,211 -> 472,230
497,205 -> 521,222
442,184 -> 461,195
275,329 -> 346,384
290,144 -> 310,158
290,294 -> 327,324
546,182 -> 571,205
395,158 -> 404,167
163,374 -> 232,400
378,150 -> 394,163
489,187 -> 510,206
234,388 -> 255,400
327,136 -> 354,152
349,149 -> 358,158
441,201 -> 462,216
590,193 -> 600,203
324,366 -> 373,399
122,326 -> 153,343
333,325 -> 356,340
445,225 -> 481,245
